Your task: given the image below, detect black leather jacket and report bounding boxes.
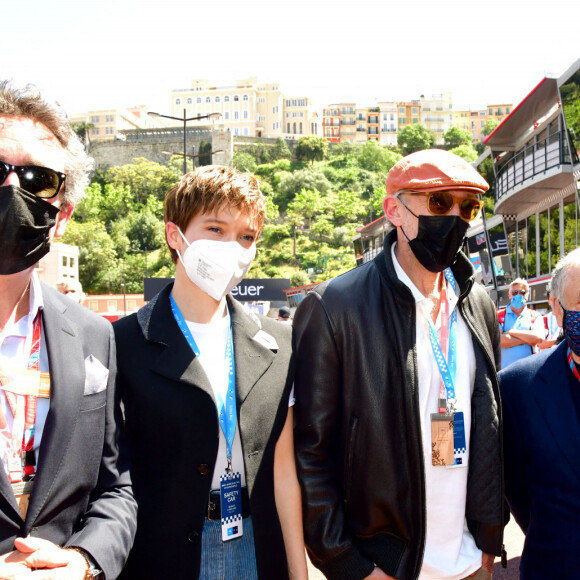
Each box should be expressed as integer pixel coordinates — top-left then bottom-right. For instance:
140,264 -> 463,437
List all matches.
293,230 -> 504,580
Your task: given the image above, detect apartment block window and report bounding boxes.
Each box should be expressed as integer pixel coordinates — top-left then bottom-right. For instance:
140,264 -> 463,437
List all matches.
243,128 -> 249,136
224,96 -> 230,102
234,128 -> 239,136
287,123 -> 291,133
243,110 -> 248,119
225,112 -> 229,120
91,128 -> 100,135
215,96 -> 220,102
70,257 -> 75,268
399,107 -> 404,114
506,107 -> 511,114
197,97 -> 202,103
105,115 -> 114,122
206,97 -> 211,103
412,107 -> 418,114
413,118 -> 418,124
234,95 -> 239,102
399,118 -> 406,125
108,300 -> 117,312
187,98 -> 192,104
176,99 -> 181,105
62,256 -> 68,267
286,100 -> 290,107
88,301 -> 98,312
299,122 -> 303,133
234,111 -> 239,120
90,116 -> 100,123
128,300 -> 137,310
489,108 -> 493,115
105,127 -> 114,134
243,94 -> 249,101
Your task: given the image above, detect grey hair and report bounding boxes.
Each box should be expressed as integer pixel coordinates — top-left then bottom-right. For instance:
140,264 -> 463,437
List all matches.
0,80 -> 93,206
551,247 -> 580,306
509,277 -> 529,293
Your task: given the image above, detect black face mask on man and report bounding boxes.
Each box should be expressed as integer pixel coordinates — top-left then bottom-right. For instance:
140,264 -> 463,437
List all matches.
398,197 -> 470,273
0,185 -> 61,275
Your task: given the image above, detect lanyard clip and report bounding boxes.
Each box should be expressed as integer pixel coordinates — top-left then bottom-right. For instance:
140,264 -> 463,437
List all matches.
226,457 -> 232,473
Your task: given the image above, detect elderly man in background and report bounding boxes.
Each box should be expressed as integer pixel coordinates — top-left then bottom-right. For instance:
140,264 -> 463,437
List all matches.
498,278 -> 545,367
500,247 -> 580,579
294,149 -> 505,580
0,81 -> 135,579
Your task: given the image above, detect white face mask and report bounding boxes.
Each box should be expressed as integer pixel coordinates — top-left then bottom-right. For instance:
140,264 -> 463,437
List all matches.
176,228 -> 256,301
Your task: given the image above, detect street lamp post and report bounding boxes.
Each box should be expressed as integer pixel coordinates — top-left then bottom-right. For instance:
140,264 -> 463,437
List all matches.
148,109 -> 222,174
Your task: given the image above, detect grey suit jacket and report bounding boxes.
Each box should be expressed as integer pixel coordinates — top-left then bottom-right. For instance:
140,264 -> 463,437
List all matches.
0,284 -> 136,579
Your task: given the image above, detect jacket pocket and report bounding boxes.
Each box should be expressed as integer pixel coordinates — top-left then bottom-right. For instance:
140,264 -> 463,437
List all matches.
343,416 -> 358,503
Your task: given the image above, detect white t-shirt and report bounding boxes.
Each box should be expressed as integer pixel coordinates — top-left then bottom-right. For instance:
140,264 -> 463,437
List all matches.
186,311 -> 294,490
392,245 -> 481,580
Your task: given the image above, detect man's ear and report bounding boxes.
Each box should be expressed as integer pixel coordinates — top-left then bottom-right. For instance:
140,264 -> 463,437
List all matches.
166,221 -> 182,251
53,203 -> 74,238
383,195 -> 402,227
553,298 -> 565,328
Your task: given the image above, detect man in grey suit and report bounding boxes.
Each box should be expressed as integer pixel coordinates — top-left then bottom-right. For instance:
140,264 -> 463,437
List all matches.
0,81 -> 136,578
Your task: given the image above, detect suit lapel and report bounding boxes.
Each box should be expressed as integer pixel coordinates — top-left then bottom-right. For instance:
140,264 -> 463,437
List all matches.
533,343 -> 580,482
228,298 -> 276,406
25,291 -> 85,526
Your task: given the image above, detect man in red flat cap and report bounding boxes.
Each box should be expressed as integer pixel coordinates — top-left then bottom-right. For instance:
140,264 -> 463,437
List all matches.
294,150 -> 505,580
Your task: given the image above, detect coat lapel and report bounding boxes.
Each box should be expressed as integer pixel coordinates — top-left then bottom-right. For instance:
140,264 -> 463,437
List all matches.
228,298 -> 276,406
25,292 -> 85,525
533,342 -> 580,482
142,286 -> 215,403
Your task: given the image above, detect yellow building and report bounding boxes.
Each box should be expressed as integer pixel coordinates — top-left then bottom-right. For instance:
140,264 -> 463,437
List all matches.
171,77 -> 287,138
70,106 -> 167,142
283,97 -> 320,138
397,100 -> 421,130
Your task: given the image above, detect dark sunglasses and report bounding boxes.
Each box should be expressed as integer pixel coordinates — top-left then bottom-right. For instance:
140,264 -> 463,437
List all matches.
397,190 -> 483,221
511,289 -> 527,296
0,160 -> 66,199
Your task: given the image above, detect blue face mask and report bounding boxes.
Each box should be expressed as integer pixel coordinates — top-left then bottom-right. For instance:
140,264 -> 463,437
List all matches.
560,302 -> 580,356
510,293 -> 525,310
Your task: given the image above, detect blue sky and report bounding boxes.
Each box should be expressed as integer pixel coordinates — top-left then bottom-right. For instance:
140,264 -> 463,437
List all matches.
2,0 -> 579,116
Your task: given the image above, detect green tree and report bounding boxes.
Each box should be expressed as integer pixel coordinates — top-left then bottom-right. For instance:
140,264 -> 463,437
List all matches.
277,169 -> 332,210
287,189 -> 326,229
290,270 -> 311,287
198,141 -> 213,166
328,142 -> 362,167
449,144 -> 478,162
482,118 -> 500,137
359,140 -> 402,172
70,122 -> 94,147
232,152 -> 258,173
61,221 -> 120,294
397,124 -> 436,156
443,126 -> 473,149
332,190 -> 367,223
270,137 -> 292,161
106,158 -> 180,203
294,136 -> 329,165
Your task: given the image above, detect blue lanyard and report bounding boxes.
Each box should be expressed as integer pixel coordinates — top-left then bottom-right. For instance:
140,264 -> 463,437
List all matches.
425,268 -> 458,407
170,293 -> 237,470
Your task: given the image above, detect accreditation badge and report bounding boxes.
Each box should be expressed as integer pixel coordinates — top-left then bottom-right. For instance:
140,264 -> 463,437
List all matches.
430,413 -> 455,466
220,471 -> 243,541
451,411 -> 467,467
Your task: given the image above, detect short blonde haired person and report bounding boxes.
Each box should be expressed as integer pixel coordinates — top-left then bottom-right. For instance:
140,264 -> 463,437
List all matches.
114,166 -> 307,580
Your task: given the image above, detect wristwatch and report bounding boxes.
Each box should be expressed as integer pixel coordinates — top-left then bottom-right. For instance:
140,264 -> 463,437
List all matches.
68,547 -> 103,579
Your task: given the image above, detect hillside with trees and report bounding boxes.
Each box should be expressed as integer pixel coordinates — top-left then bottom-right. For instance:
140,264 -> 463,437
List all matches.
64,127 -> 484,294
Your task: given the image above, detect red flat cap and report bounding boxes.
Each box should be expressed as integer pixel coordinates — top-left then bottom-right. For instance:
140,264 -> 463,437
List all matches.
386,149 -> 489,196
